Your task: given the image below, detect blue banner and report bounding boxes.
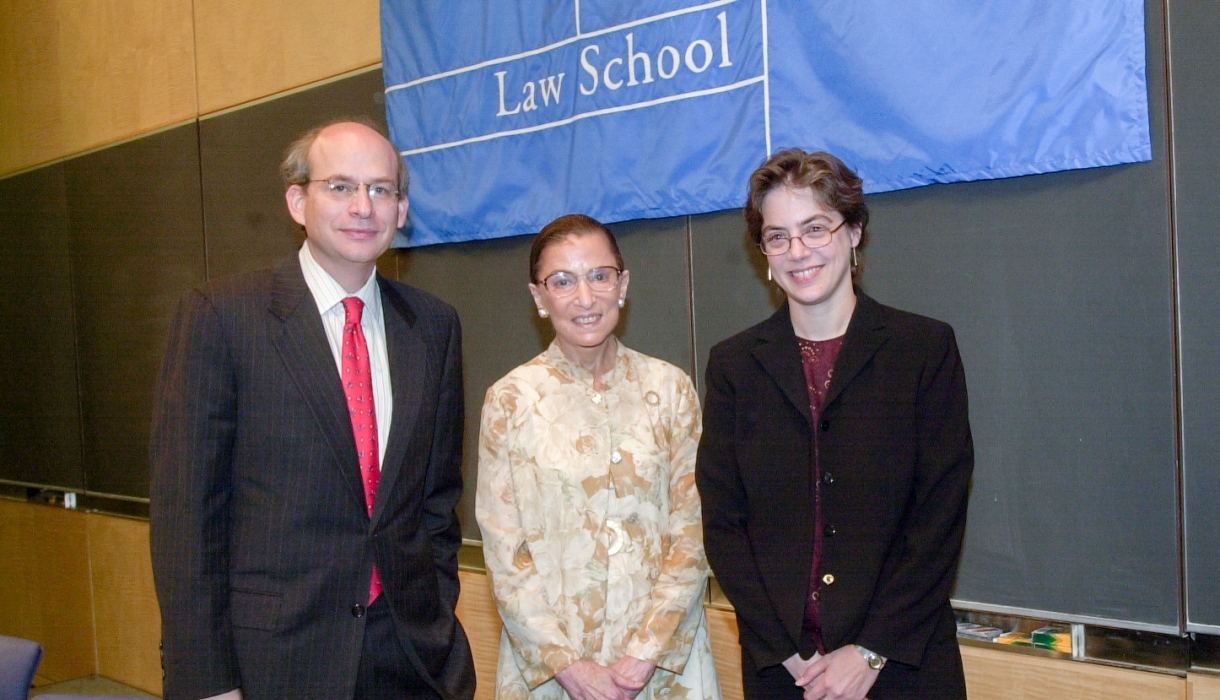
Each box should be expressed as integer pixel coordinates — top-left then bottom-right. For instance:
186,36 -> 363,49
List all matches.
382,1 -> 1150,247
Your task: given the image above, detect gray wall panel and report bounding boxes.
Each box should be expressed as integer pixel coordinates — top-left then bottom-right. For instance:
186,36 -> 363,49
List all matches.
1167,0 -> 1220,631
865,164 -> 1178,628
65,123 -> 207,498
396,236 -> 544,538
199,69 -> 389,278
0,164 -> 84,489
690,207 -> 782,390
399,217 -> 694,537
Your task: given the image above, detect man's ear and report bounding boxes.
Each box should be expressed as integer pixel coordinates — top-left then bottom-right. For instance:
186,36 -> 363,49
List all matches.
396,195 -> 410,229
286,185 -> 308,226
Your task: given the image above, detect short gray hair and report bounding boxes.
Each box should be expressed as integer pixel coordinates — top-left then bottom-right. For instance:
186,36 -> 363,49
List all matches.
279,116 -> 409,197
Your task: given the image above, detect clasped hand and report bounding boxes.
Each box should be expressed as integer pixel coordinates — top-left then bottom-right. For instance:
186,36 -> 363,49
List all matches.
555,656 -> 657,700
786,645 -> 880,700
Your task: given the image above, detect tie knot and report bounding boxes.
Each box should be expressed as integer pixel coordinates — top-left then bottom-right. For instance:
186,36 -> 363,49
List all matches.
342,296 -> 365,327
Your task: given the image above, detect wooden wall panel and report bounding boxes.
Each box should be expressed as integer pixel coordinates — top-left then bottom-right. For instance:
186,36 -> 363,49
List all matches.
194,0 -> 381,114
456,570 -> 503,700
0,1 -> 65,176
706,608 -> 744,700
1189,674 -> 1220,700
87,514 -> 163,696
54,0 -> 197,156
0,0 -> 195,178
961,645 -> 1185,700
0,499 -> 96,683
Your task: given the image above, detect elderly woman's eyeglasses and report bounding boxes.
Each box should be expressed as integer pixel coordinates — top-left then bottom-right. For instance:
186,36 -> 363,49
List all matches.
760,219 -> 848,255
307,178 -> 401,205
540,267 -> 622,297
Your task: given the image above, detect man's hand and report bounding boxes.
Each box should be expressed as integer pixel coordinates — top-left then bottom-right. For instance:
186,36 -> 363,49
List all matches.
782,651 -> 820,681
796,645 -> 880,700
608,655 -> 657,698
201,690 -> 242,700
555,660 -> 632,700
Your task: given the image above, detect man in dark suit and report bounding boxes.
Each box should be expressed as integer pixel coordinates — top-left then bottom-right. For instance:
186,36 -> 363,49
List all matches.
150,120 -> 475,700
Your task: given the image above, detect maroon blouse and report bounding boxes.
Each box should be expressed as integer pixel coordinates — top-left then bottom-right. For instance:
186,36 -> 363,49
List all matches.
797,335 -> 844,653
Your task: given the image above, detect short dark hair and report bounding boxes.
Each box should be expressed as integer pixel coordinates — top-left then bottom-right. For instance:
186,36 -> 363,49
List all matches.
529,214 -> 625,283
279,116 -> 409,197
744,148 -> 869,249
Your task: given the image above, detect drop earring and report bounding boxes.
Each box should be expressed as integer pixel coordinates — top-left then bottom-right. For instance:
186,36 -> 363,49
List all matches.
767,268 -> 772,282
618,298 -> 625,308
851,246 -> 858,270
538,308 -> 548,318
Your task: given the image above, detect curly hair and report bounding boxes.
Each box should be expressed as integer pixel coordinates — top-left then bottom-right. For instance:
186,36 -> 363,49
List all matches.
744,149 -> 868,250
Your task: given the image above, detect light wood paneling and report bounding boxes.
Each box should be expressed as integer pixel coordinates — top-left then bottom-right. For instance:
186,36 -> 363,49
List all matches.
1189,673 -> 1220,700
706,608 -> 744,700
54,0 -> 197,157
87,514 -> 163,696
961,644 -> 1186,700
193,0 -> 381,114
0,499 -> 96,682
457,570 -> 503,700
0,0 -> 65,176
0,0 -> 196,178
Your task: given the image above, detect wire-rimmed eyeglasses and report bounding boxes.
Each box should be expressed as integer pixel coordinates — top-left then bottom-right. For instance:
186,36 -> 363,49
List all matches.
539,267 -> 623,297
307,177 -> 401,206
759,219 -> 849,255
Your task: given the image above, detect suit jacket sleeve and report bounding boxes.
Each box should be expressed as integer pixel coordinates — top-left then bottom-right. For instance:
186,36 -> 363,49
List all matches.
424,309 -> 466,614
696,344 -> 796,669
149,288 -> 241,700
854,324 -> 973,667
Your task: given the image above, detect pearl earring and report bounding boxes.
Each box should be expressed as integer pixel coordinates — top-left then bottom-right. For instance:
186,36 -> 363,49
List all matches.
538,308 -> 548,318
618,298 -> 625,308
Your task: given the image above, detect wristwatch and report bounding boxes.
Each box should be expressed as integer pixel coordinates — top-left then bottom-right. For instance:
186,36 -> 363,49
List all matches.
854,645 -> 887,671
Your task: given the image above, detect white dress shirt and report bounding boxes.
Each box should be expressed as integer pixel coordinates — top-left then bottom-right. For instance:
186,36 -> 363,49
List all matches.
299,242 -> 393,466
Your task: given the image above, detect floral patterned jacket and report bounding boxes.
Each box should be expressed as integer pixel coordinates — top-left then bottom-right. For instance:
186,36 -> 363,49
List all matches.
477,340 -> 720,700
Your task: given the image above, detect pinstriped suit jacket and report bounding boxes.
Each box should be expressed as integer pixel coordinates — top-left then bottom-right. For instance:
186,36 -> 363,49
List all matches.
150,256 -> 475,700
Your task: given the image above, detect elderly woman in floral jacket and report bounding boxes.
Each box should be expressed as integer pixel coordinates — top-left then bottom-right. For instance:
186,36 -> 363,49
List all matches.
477,214 -> 721,700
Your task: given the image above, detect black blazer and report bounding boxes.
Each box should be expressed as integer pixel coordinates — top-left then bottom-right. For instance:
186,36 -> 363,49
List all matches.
696,292 -> 972,697
150,256 -> 475,700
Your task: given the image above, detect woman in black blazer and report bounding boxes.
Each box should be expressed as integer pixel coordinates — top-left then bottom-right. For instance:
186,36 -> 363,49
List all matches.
696,149 -> 972,700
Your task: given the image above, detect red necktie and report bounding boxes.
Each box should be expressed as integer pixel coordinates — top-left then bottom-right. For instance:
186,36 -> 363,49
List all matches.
342,297 -> 382,604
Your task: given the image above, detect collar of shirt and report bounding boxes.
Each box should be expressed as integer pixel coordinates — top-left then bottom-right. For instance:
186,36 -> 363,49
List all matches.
298,241 -> 382,321
543,336 -> 629,390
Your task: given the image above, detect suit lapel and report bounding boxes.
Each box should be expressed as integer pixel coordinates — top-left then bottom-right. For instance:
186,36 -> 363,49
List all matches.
268,258 -> 367,513
750,306 -> 814,426
370,277 -> 425,528
823,292 -> 888,409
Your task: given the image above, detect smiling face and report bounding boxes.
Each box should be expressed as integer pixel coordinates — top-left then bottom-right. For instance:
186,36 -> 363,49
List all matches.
760,185 -> 861,312
529,231 -> 630,360
285,122 -> 408,292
